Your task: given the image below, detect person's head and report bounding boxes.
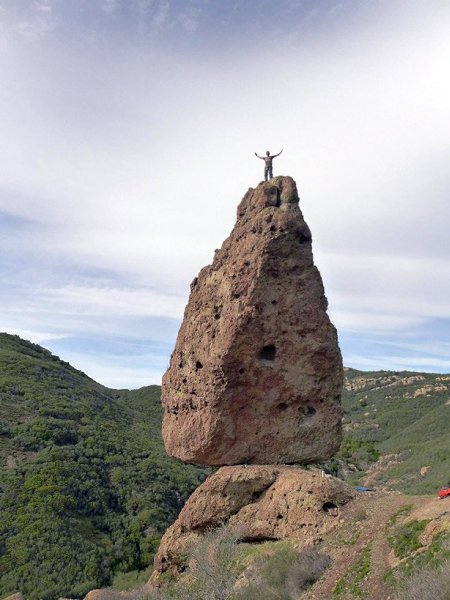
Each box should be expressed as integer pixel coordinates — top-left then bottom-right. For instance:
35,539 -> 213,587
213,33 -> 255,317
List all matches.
266,151 -> 270,156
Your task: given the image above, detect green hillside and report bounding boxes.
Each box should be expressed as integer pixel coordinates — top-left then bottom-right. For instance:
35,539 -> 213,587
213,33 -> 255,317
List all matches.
1,334 -> 449,599
335,368 -> 450,494
0,333 -> 206,600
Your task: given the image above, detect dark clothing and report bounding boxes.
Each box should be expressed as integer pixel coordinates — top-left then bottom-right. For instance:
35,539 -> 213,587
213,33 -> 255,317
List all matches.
264,155 -> 275,180
255,150 -> 282,181
264,165 -> 273,181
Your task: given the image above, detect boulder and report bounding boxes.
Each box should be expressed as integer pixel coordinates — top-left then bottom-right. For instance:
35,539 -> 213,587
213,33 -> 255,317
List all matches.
152,465 -> 354,579
162,176 -> 343,465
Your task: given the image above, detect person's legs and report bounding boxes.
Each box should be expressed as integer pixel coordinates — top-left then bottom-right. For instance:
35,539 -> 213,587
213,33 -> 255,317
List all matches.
264,166 -> 269,181
268,166 -> 273,179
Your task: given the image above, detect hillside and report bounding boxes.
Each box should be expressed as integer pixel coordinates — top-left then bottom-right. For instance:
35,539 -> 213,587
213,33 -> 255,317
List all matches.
333,368 -> 450,495
0,333 -> 206,600
1,334 -> 449,599
79,489 -> 450,600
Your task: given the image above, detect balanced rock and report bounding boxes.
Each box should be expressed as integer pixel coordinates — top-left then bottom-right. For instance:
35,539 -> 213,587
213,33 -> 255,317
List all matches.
162,176 -> 343,465
152,465 -> 354,579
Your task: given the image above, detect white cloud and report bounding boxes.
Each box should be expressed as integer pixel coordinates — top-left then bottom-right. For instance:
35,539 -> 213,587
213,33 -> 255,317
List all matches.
3,328 -> 69,345
1,0 -> 449,385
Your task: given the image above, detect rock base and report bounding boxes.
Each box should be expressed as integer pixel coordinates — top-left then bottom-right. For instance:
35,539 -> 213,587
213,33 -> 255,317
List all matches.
152,465 -> 354,580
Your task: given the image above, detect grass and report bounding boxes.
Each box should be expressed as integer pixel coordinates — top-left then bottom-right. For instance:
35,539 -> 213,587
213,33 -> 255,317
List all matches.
387,520 -> 430,559
333,543 -> 372,598
333,368 -> 450,494
384,526 -> 450,596
112,565 -> 153,591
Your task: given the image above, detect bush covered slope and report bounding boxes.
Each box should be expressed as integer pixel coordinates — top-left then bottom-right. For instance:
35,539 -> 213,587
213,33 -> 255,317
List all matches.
336,368 -> 450,494
1,334 -> 449,598
0,333 -> 206,600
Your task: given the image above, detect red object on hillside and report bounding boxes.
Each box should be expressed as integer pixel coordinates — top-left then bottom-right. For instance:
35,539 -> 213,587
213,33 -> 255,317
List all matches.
438,487 -> 450,499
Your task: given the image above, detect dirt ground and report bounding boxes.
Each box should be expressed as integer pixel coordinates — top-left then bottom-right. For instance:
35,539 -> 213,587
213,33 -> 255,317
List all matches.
303,492 -> 450,600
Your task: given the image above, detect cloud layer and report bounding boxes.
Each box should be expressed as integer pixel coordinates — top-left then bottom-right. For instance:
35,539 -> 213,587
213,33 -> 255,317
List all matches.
1,0 -> 449,386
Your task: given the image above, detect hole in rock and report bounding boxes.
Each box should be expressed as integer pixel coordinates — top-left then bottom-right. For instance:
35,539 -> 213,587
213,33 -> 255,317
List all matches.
322,502 -> 338,516
251,490 -> 264,503
214,313 -> 221,320
258,344 -> 276,361
265,186 -> 281,207
196,361 -> 203,370
305,406 -> 316,416
239,367 -> 245,374
270,224 -> 277,232
277,402 -> 288,411
277,514 -> 283,520
298,231 -> 311,244
240,536 -> 278,544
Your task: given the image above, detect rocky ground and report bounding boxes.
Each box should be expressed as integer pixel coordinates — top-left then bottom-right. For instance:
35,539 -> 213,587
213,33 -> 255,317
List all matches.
303,492 -> 450,599
79,489 -> 450,600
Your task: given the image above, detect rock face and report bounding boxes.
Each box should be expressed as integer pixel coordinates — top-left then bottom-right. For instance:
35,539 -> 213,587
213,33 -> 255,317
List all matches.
152,466 -> 354,579
162,176 -> 343,465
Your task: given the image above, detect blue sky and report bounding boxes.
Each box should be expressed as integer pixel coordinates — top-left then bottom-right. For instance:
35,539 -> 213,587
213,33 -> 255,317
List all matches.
1,0 -> 449,388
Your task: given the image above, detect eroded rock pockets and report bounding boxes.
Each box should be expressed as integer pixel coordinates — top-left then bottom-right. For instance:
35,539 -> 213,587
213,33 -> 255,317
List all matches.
152,466 -> 354,580
161,176 -> 343,466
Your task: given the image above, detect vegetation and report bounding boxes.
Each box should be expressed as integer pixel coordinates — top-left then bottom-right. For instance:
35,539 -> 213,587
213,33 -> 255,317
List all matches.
332,543 -> 371,598
387,519 -> 430,559
384,505 -> 450,596
399,560 -> 450,600
0,333 -> 207,600
159,526 -> 330,600
1,334 -> 450,598
328,368 -> 450,494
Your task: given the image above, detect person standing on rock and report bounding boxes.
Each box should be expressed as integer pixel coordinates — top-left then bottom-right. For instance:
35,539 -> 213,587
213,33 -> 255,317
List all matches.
255,149 -> 283,181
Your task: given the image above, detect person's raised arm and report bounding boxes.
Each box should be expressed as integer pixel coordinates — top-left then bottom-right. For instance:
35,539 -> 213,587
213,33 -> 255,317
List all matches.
272,149 -> 283,158
255,152 -> 264,159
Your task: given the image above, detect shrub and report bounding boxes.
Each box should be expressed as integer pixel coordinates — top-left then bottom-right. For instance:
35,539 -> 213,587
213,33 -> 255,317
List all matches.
235,543 -> 330,600
161,527 -> 330,600
170,525 -> 243,600
399,560 -> 450,600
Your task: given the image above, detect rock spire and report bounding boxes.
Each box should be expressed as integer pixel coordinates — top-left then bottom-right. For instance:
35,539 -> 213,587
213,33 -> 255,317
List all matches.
161,176 -> 343,466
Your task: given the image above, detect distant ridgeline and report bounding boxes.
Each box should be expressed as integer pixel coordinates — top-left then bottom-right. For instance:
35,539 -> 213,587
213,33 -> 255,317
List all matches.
0,333 -> 207,600
327,367 -> 450,495
0,333 -> 449,598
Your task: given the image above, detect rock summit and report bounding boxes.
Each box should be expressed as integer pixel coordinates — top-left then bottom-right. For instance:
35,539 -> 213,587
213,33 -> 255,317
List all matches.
162,176 -> 343,466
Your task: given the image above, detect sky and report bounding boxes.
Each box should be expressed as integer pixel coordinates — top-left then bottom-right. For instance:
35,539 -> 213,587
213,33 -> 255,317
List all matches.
1,0 -> 449,388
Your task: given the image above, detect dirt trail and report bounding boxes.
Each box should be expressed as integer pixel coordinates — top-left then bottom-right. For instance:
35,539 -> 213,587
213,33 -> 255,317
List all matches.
303,493 -> 447,600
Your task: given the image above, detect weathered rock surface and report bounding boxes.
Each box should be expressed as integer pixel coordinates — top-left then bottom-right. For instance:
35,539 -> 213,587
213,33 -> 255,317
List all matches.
152,465 -> 354,579
162,176 -> 343,465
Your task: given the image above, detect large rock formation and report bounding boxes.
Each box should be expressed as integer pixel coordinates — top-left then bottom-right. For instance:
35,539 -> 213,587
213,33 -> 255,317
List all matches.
152,466 -> 354,579
162,176 -> 343,465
